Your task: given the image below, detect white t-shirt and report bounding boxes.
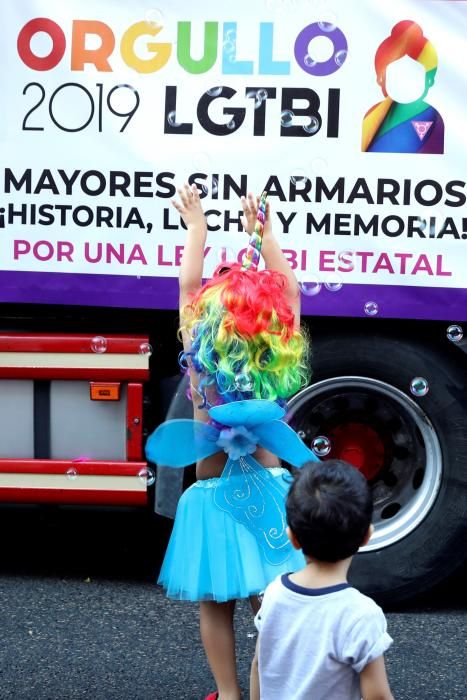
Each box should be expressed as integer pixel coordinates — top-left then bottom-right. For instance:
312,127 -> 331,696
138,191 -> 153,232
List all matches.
255,574 -> 393,700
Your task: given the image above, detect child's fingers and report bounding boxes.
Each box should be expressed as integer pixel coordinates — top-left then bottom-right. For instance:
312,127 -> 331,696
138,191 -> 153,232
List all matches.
247,192 -> 257,212
241,195 -> 252,217
183,182 -> 194,203
265,201 -> 271,219
191,183 -> 200,201
177,186 -> 189,208
171,199 -> 183,213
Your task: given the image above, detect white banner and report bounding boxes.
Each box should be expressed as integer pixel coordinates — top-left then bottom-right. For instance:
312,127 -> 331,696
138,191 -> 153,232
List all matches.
1,0 -> 466,311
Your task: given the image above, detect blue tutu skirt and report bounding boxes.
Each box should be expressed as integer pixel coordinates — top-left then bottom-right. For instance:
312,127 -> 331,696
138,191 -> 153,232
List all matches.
158,467 -> 305,602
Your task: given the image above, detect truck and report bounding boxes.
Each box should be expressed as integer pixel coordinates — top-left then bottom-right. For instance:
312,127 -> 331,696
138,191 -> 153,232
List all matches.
1,0 -> 466,604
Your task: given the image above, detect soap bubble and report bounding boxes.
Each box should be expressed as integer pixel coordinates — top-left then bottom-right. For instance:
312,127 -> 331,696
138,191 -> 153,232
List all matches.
409,377 -> 429,397
223,40 -> 235,55
335,49 -> 348,67
256,88 -> 268,102
303,117 -> 320,134
192,152 -> 211,170
312,435 -> 331,456
337,250 -> 354,271
139,343 -> 153,356
225,28 -> 237,42
234,371 -> 254,392
207,86 -> 223,97
311,157 -> 328,174
298,430 -> 306,439
66,467 -> 78,481
138,467 -> 156,487
226,119 -> 236,130
145,8 -> 163,27
318,21 -> 336,32
281,110 -> 294,127
290,169 -> 307,185
247,90 -> 260,108
412,216 -> 426,229
364,301 -> 379,317
202,178 -> 219,196
246,89 -> 261,108
324,274 -> 343,292
91,336 -> 107,353
112,85 -> 139,113
299,277 -> 322,296
446,324 -> 463,343
304,54 -> 317,68
167,111 -> 182,127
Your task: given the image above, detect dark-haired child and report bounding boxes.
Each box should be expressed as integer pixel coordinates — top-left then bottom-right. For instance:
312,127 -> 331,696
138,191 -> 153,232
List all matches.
251,460 -> 394,700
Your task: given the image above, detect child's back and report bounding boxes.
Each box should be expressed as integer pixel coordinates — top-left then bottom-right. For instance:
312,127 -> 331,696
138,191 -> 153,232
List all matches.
256,574 -> 391,700
251,460 -> 394,700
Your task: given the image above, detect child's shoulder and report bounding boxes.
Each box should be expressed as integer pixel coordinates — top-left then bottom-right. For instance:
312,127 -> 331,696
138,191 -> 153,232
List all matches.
344,587 -> 387,628
262,573 -> 285,598
263,577 -> 384,618
346,586 -> 383,610
260,573 -> 292,609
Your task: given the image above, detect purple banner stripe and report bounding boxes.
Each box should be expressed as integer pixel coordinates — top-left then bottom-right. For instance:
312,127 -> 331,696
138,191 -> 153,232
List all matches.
0,270 -> 466,321
301,282 -> 467,321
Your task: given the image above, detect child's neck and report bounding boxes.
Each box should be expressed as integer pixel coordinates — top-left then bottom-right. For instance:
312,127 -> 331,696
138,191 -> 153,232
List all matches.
289,557 -> 352,589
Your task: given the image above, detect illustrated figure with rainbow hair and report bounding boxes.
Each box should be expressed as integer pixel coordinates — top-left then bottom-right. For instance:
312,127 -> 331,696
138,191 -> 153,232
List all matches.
146,184 -> 318,700
362,20 -> 444,154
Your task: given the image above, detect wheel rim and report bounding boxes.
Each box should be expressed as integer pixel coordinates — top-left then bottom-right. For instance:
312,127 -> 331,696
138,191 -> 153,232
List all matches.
287,377 -> 443,551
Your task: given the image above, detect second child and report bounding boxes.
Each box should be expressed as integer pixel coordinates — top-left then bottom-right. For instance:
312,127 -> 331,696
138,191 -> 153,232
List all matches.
251,459 -> 394,700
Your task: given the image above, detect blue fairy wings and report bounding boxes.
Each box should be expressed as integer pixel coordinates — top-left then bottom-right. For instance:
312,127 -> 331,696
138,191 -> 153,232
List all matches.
146,399 -> 319,469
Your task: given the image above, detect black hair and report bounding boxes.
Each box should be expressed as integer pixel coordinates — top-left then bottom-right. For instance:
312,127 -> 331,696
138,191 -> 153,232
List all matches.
285,459 -> 373,562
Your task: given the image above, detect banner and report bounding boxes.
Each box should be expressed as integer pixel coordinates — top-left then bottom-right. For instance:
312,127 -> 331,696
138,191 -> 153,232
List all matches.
1,0 -> 466,319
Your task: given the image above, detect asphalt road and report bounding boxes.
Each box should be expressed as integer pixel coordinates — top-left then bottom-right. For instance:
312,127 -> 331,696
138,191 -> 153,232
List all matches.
0,506 -> 465,700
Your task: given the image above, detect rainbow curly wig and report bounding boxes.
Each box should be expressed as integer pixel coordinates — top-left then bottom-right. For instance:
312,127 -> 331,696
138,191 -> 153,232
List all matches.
180,262 -> 310,406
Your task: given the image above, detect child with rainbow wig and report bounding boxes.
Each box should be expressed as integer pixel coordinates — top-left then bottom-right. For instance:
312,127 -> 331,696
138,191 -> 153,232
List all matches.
146,184 -> 318,700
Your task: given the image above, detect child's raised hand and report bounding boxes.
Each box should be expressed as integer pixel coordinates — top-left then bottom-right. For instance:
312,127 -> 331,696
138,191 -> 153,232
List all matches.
240,193 -> 258,234
241,193 -> 271,236
172,183 -> 206,230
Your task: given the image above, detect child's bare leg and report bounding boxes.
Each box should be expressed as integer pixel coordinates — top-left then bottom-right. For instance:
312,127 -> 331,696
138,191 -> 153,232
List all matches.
200,600 -> 241,700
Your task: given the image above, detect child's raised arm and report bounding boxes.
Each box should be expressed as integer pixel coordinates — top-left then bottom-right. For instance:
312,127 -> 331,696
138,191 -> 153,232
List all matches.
172,183 -> 207,309
241,193 -> 301,326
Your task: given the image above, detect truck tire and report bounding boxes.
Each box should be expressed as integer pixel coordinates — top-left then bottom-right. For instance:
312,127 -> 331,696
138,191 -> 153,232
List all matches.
287,332 -> 467,605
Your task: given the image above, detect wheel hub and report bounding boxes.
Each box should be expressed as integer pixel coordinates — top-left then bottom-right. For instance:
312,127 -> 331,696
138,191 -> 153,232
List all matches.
287,377 -> 443,551
326,422 -> 386,480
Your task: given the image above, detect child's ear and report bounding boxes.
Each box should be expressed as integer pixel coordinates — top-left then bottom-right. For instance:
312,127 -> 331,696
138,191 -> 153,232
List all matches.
361,524 -> 374,547
286,526 -> 302,550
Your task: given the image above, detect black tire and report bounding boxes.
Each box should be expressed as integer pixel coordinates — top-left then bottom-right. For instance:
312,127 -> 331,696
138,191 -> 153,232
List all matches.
295,332 -> 467,605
